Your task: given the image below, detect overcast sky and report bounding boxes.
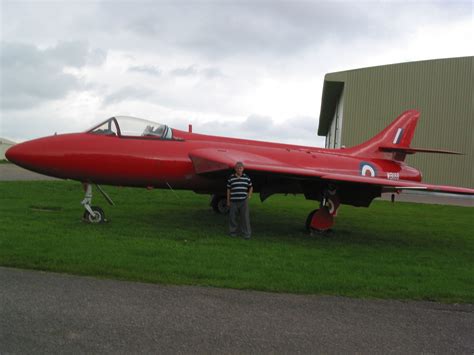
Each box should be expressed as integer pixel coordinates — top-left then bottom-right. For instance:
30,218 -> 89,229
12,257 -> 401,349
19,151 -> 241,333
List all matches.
1,0 -> 472,146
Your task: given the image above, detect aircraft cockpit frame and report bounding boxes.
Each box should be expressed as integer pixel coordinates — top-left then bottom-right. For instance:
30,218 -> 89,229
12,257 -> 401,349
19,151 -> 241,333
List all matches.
87,116 -> 173,140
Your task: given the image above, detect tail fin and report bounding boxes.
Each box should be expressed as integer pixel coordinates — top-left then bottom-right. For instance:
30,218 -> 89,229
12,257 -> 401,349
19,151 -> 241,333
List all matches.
345,110 -> 420,162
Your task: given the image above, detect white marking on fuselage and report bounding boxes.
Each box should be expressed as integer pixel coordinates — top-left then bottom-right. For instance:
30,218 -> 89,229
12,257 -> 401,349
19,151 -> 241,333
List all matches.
387,172 -> 400,180
393,128 -> 403,144
361,164 -> 376,177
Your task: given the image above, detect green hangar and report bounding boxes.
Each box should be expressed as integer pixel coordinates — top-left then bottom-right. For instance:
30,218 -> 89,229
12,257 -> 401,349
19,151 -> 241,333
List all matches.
317,56 -> 473,189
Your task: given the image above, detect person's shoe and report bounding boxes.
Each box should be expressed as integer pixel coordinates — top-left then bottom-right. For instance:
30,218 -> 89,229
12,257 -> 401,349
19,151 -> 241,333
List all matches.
243,235 -> 251,240
229,234 -> 237,238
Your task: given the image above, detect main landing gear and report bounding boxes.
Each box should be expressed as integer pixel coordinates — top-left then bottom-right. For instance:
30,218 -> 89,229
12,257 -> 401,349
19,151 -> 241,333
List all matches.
210,194 -> 229,214
210,189 -> 341,235
306,186 -> 340,235
81,183 -> 115,223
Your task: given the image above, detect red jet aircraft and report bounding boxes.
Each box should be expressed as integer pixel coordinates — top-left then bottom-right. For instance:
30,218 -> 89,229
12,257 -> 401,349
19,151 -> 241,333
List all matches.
6,109 -> 474,231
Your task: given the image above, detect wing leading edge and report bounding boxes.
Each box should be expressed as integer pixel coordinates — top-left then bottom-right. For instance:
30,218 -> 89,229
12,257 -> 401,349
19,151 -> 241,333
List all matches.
189,148 -> 328,178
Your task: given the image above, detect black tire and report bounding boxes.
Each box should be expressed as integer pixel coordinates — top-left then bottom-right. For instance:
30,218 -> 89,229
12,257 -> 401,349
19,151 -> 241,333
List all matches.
305,209 -> 318,231
83,206 -> 106,223
211,195 -> 229,215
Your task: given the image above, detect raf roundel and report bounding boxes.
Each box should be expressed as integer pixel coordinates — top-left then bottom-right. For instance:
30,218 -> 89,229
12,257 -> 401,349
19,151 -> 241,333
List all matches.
360,162 -> 377,177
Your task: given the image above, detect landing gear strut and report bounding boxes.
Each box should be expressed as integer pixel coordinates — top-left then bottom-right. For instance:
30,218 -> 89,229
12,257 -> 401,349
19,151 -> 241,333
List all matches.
306,186 -> 340,234
81,183 -> 114,223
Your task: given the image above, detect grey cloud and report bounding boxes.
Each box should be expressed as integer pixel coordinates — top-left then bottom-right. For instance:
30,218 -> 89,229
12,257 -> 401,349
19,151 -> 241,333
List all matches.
100,79 -> 234,115
87,48 -> 107,66
169,65 -> 224,79
170,65 -> 198,77
2,110 -> 78,142
102,2 -> 471,59
126,12 -> 165,37
1,41 -> 107,110
116,3 -> 349,57
2,1 -> 470,143
243,115 -> 273,133
128,65 -> 162,76
44,41 -> 90,67
287,116 -> 319,132
196,115 -> 324,147
1,42 -> 81,110
103,86 -> 155,106
246,115 -> 322,143
201,67 -> 224,79
3,2 -> 470,62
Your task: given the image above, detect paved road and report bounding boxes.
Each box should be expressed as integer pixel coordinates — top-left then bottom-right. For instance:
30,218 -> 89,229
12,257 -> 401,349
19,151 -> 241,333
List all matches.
0,164 -> 59,181
380,191 -> 473,207
1,267 -> 473,354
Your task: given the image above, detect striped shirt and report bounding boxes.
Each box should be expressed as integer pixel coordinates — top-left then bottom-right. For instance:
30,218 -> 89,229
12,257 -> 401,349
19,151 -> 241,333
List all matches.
227,173 -> 252,201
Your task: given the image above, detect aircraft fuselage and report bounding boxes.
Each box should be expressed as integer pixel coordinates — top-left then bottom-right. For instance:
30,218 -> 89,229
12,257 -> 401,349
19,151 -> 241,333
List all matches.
6,129 -> 421,196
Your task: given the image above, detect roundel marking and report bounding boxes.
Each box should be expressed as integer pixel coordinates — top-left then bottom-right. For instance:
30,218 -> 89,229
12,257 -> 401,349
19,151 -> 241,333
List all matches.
360,162 -> 376,177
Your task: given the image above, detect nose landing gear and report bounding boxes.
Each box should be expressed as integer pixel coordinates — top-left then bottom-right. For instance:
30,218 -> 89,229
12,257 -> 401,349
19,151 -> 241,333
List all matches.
83,206 -> 106,223
81,183 -> 114,223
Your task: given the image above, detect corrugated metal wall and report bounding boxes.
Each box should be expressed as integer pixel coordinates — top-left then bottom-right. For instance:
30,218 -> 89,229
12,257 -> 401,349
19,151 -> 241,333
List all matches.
326,57 -> 473,188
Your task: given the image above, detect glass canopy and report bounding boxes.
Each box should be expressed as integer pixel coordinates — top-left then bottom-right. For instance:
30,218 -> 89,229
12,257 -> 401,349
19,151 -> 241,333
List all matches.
88,116 -> 173,139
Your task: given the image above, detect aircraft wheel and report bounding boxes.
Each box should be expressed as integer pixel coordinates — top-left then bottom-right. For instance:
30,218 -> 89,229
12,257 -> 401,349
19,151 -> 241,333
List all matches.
83,206 -> 106,223
211,195 -> 229,215
306,208 -> 334,235
305,209 -> 318,231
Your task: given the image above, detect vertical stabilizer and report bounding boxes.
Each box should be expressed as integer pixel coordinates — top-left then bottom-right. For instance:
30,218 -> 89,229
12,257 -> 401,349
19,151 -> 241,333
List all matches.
345,110 -> 420,161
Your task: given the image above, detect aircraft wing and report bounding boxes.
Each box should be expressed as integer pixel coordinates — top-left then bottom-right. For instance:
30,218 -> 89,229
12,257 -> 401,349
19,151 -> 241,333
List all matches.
189,148 -> 474,195
189,148 -> 327,178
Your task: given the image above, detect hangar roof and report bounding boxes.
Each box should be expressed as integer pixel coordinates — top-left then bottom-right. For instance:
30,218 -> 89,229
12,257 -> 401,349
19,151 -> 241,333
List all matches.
317,56 -> 472,136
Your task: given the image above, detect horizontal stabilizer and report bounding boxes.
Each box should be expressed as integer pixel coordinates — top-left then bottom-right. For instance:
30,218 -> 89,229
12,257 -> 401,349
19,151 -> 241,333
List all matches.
379,146 -> 462,155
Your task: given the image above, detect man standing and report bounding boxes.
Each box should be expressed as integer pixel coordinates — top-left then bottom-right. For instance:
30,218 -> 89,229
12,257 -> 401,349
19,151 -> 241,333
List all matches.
226,162 -> 253,239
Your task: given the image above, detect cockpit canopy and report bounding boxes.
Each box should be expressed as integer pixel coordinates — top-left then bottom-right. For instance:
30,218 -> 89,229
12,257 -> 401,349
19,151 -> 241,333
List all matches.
87,116 -> 173,140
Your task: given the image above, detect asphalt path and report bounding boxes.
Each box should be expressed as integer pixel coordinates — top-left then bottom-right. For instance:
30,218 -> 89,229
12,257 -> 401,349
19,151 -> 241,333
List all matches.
0,164 -> 59,181
1,267 -> 473,354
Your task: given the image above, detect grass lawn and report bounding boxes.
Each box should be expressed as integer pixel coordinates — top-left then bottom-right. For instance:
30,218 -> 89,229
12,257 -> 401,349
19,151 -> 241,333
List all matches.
0,180 -> 473,303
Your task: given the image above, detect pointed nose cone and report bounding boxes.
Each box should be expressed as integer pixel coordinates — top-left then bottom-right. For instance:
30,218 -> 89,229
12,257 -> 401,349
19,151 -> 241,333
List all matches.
5,137 -> 63,176
5,133 -> 85,179
5,142 -> 29,166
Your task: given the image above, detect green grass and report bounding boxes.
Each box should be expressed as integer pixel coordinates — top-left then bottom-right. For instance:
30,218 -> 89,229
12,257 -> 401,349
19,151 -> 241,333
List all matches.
0,180 -> 473,303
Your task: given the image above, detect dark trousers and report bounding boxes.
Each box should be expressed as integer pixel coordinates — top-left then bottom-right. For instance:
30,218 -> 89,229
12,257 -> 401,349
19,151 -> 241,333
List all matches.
229,199 -> 251,238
